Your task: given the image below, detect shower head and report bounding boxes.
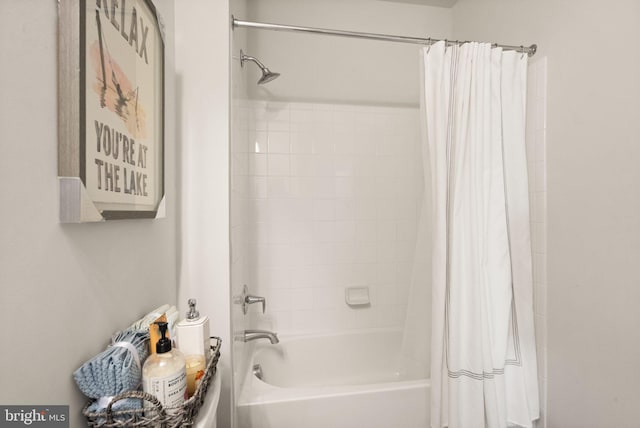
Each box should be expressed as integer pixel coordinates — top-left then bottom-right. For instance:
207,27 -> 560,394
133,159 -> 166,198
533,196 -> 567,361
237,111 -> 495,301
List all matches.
240,50 -> 280,85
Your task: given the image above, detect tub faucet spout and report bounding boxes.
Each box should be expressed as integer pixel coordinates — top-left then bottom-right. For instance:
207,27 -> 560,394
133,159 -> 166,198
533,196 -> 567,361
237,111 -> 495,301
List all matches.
243,329 -> 279,344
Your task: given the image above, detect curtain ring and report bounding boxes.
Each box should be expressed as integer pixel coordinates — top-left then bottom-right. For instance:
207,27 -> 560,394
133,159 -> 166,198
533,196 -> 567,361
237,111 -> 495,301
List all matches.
426,37 -> 432,53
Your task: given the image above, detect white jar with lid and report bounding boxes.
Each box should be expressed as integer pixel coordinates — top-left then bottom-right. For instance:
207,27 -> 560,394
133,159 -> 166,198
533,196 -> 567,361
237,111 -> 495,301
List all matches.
175,299 -> 210,396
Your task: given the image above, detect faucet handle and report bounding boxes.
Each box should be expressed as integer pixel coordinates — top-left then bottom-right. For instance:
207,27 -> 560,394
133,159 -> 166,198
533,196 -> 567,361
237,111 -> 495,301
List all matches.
245,294 -> 266,314
239,285 -> 266,315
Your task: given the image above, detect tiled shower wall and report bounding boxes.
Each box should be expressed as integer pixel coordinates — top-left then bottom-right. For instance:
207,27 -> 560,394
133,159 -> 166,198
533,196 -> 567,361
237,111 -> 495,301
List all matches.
237,101 -> 424,335
526,57 -> 548,428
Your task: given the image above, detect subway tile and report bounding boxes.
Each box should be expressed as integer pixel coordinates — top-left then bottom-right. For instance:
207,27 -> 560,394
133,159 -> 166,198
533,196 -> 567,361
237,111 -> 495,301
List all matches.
268,222 -> 292,244
352,305 -> 379,329
289,221 -> 314,244
396,241 -> 415,263
288,244 -> 314,267
376,284 -> 398,305
312,136 -> 335,155
290,310 -> 316,333
335,199 -> 357,220
290,132 -> 314,153
290,266 -> 316,288
290,288 -> 314,311
268,131 -> 291,153
334,221 -> 356,243
232,152 -> 249,176
335,177 -> 355,199
240,102 -> 430,332
396,283 -> 411,304
290,108 -> 315,123
250,199 -> 269,223
397,220 -> 418,242
334,243 -> 357,264
313,199 -> 335,221
288,197 -> 314,219
353,263 -> 379,286
268,120 -> 290,133
249,154 -> 267,176
290,155 -> 314,177
312,155 -> 335,176
334,156 -> 356,177
377,220 -> 397,242
250,177 -> 267,199
334,131 -> 357,154
266,288 -> 293,312
261,267 -> 292,289
355,176 -> 378,199
356,221 -> 378,243
377,263 -> 397,285
355,198 -> 378,220
356,244 -> 378,264
334,264 -> 355,287
373,176 -> 397,199
267,154 -> 290,176
377,242 -> 397,264
312,243 -> 336,266
313,108 -> 334,122
267,199 -> 295,222
312,177 -> 336,199
267,177 -> 291,198
378,198 -> 399,219
313,221 -> 335,243
254,119 -> 268,132
313,287 -> 341,309
253,131 -> 268,153
333,111 -> 356,132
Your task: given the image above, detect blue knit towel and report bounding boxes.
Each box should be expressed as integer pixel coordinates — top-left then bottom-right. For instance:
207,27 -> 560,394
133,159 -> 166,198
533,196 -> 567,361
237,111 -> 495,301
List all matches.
74,329 -> 150,414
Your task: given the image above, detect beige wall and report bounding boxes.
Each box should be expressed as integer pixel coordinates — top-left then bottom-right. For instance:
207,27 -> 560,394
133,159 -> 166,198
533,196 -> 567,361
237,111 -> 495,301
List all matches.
244,0 -> 453,106
0,1 -> 177,426
453,1 -> 640,427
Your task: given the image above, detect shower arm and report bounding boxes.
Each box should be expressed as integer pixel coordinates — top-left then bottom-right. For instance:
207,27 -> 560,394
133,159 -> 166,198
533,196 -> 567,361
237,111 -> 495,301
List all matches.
240,53 -> 267,70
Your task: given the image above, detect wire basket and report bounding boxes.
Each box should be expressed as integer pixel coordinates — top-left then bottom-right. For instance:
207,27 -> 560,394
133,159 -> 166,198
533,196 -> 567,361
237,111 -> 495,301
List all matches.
82,337 -> 221,428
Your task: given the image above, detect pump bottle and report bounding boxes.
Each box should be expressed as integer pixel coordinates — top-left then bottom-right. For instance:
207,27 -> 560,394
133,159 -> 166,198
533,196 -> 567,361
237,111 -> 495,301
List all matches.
142,321 -> 187,408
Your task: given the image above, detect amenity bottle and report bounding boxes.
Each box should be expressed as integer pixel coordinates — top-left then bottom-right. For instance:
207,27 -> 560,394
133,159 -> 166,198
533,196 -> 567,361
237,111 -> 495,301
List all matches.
142,321 -> 187,408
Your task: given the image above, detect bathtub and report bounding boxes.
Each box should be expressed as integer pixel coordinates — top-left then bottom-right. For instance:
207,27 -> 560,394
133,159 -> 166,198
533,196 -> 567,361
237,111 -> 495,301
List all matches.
237,329 -> 430,428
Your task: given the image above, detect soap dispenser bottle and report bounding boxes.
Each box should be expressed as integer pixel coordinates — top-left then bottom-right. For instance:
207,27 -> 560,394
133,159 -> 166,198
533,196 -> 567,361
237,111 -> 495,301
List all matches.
175,299 -> 210,396
142,321 -> 187,408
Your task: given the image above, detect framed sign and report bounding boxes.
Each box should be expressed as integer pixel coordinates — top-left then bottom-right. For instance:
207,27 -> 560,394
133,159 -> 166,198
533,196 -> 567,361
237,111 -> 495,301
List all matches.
58,0 -> 165,222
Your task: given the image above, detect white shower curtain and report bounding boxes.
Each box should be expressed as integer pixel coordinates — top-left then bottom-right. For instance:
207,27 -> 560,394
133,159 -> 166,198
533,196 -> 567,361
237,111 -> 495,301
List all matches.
422,41 -> 539,428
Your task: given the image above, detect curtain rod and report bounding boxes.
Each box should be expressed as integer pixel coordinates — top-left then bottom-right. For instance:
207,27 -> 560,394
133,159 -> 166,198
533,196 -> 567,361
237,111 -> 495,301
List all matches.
232,17 -> 537,57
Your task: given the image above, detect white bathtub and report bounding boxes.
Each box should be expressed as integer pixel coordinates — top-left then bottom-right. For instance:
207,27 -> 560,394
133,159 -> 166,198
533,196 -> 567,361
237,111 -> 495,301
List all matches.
237,329 -> 430,428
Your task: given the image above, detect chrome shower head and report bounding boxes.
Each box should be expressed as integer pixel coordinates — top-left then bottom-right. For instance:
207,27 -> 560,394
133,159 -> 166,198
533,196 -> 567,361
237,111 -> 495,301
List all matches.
240,50 -> 280,85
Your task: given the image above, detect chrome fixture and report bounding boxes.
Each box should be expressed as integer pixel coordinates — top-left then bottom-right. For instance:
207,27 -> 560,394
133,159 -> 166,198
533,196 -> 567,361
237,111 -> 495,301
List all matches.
243,329 -> 280,344
253,364 -> 264,380
233,17 -> 537,57
239,49 -> 280,84
236,284 -> 266,315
